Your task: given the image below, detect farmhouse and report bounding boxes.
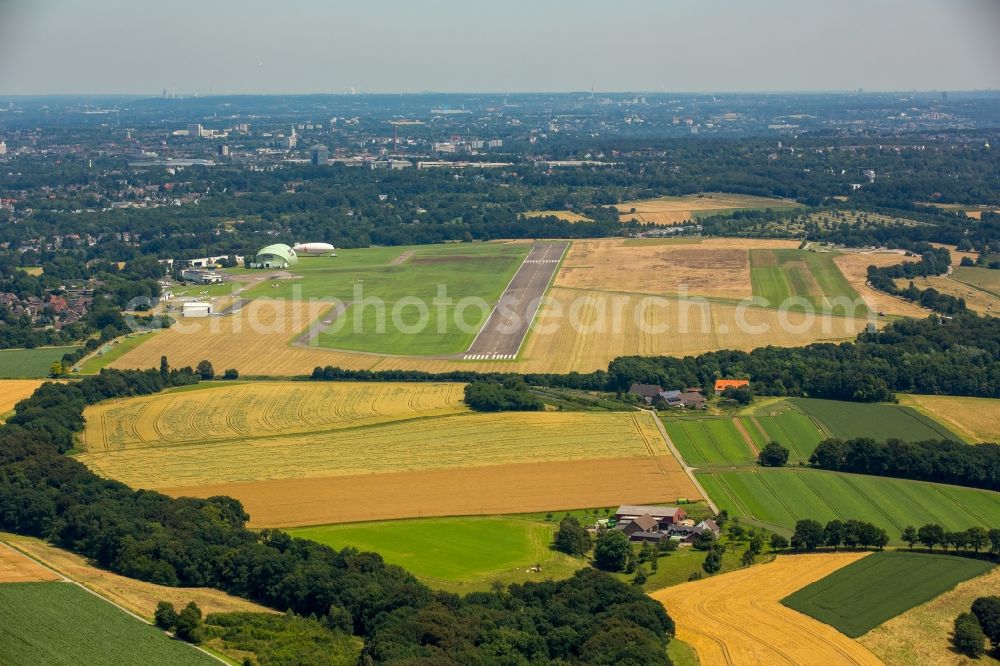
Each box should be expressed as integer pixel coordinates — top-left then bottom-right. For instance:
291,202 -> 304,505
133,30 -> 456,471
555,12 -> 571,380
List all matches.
628,383 -> 663,404
715,378 -> 750,394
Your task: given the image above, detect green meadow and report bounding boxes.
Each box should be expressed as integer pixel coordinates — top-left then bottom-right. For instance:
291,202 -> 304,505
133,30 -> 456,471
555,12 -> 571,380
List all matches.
0,346 -> 79,378
239,243 -> 529,355
289,516 -> 584,592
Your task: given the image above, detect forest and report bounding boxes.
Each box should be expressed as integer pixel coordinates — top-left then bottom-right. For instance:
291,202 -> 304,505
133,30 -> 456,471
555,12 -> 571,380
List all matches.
0,366 -> 675,664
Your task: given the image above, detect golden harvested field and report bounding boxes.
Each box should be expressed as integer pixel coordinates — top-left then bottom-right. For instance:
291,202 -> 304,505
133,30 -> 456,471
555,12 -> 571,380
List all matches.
78,410 -> 669,488
898,275 -> 999,315
82,381 -> 466,451
0,541 -> 60,582
0,379 -> 45,419
555,238 -> 799,300
859,565 -> 1000,666
79,390 -> 698,526
165,455 -> 699,527
524,210 -> 593,222
833,251 -> 926,317
650,552 -> 882,666
519,286 -> 872,370
1,534 -> 274,619
616,193 -> 800,225
898,394 -> 1000,443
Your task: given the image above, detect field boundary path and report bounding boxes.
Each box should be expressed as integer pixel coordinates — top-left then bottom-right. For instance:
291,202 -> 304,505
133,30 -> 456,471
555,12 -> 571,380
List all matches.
0,539 -> 228,665
463,241 -> 568,360
644,410 -> 718,513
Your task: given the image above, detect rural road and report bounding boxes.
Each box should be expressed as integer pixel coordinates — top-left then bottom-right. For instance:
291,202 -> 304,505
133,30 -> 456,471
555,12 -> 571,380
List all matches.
463,241 -> 568,360
644,410 -> 720,514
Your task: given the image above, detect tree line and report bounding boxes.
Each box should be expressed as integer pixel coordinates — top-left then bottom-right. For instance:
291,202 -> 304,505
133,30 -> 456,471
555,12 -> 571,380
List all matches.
309,312 -> 1000,403
810,437 -> 1000,492
0,365 -> 676,664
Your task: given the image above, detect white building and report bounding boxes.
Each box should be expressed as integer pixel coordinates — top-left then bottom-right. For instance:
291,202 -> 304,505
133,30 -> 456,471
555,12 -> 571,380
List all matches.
0,140 -> 6,155
182,302 -> 212,317
187,123 -> 204,137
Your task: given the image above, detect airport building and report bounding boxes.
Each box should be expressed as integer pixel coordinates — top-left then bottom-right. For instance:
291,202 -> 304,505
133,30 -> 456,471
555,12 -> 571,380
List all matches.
252,243 -> 298,269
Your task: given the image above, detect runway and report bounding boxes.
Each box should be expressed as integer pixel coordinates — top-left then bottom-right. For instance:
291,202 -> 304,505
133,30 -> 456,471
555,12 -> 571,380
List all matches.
463,241 -> 568,360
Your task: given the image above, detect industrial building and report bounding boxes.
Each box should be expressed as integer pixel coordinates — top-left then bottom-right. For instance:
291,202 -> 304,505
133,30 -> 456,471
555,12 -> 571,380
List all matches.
179,268 -> 223,284
252,243 -> 298,269
182,301 -> 212,317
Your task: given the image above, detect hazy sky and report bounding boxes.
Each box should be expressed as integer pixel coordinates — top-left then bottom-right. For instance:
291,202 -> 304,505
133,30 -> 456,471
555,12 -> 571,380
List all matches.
0,0 -> 998,95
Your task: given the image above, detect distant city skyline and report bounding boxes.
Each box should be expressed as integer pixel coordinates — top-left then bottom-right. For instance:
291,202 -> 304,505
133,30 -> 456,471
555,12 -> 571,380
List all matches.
0,0 -> 998,95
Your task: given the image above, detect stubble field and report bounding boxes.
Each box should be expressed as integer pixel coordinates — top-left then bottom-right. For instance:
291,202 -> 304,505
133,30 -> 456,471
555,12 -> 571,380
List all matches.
82,381 -> 466,450
897,394 -> 1000,443
616,192 -> 802,225
79,387 -> 699,526
650,552 -> 882,666
0,379 -> 46,419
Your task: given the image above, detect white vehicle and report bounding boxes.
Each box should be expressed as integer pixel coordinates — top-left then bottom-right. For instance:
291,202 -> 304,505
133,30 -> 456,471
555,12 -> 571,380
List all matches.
292,242 -> 336,255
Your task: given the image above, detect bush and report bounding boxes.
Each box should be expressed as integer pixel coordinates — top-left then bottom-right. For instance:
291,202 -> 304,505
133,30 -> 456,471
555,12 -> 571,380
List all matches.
954,612 -> 986,658
972,596 -> 1000,648
154,601 -> 178,630
175,602 -> 203,644
222,368 -> 239,380
758,441 -> 790,467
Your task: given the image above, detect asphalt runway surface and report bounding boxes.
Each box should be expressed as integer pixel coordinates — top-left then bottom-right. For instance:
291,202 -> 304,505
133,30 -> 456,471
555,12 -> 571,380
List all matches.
463,241 -> 568,360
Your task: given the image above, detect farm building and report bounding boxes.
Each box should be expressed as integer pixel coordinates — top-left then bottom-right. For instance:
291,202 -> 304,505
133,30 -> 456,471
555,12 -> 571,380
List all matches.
714,378 -> 750,393
182,302 -> 212,317
252,243 -> 298,269
615,505 -> 686,526
628,383 -> 663,403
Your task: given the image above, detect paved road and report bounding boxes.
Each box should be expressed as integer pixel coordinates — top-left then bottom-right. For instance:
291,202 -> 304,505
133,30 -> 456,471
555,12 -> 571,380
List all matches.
463,241 -> 568,360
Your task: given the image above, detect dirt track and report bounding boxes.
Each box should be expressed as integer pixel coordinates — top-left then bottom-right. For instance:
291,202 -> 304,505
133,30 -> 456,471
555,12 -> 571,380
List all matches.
464,241 -> 567,360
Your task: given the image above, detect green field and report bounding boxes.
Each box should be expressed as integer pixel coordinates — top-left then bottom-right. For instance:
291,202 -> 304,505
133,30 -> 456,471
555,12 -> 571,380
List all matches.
0,582 -> 214,665
749,249 -> 866,317
953,266 -> 1000,296
77,333 -> 157,374
662,418 -> 755,466
289,516 -> 584,590
699,468 -> 1000,540
741,410 -> 825,462
239,243 -> 529,355
0,346 -> 79,378
790,397 -> 964,441
782,551 -> 995,637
